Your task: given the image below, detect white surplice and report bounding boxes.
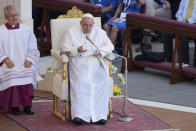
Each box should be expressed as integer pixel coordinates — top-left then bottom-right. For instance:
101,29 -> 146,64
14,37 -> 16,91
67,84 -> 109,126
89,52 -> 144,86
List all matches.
0,24 -> 40,91
62,23 -> 114,122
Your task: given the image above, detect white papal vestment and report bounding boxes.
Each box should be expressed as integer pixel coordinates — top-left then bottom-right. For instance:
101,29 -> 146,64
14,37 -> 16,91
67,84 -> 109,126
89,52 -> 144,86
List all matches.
62,23 -> 114,122
0,24 -> 40,91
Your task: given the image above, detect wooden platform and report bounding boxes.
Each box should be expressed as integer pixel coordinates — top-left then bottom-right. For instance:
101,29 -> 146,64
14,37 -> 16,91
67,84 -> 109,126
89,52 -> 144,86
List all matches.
0,90 -> 196,131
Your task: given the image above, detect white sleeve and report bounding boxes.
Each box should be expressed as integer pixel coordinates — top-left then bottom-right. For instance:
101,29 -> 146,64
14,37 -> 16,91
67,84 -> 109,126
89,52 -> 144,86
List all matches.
26,29 -> 40,67
175,0 -> 186,22
0,31 -> 8,63
99,32 -> 114,57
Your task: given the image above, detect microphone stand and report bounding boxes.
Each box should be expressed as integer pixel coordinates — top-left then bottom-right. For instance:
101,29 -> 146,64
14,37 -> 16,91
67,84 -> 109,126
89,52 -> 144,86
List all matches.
86,36 -> 133,122
117,55 -> 133,122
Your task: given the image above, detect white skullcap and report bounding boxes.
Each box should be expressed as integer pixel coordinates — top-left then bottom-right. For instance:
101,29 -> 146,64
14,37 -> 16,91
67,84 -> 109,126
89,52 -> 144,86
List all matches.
82,13 -> 94,19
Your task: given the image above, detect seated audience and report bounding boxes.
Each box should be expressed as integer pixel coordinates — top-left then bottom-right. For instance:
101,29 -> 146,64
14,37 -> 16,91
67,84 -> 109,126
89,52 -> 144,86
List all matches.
167,0 -> 181,20
137,0 -> 172,52
90,0 -> 119,24
163,0 -> 196,66
103,0 -> 145,48
0,5 -> 40,115
32,6 -> 64,38
145,0 -> 171,19
32,6 -> 43,37
61,13 -> 114,125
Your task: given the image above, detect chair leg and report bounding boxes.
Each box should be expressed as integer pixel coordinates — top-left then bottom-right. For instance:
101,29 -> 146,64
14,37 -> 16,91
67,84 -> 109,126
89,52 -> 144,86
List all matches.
108,98 -> 113,119
62,100 -> 66,117
52,94 -> 66,121
53,95 -> 57,113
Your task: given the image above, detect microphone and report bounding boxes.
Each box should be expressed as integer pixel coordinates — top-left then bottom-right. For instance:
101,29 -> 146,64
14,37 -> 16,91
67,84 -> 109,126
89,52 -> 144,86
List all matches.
85,35 -> 133,122
85,35 -> 92,44
86,35 -> 100,52
86,35 -> 122,59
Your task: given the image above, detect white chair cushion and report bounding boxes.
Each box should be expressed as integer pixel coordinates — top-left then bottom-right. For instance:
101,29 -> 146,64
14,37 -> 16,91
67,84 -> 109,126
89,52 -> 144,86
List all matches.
53,73 -> 68,100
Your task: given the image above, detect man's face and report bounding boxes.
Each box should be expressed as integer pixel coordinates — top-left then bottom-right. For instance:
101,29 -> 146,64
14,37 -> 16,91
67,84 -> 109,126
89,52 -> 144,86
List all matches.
80,17 -> 94,34
5,8 -> 19,25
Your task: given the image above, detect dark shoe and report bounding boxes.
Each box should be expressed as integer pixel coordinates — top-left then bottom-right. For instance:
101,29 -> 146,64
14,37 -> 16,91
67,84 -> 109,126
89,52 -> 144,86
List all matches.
95,119 -> 106,125
151,35 -> 162,43
11,107 -> 22,115
23,106 -> 34,115
73,117 -> 83,125
143,29 -> 158,37
135,43 -> 152,52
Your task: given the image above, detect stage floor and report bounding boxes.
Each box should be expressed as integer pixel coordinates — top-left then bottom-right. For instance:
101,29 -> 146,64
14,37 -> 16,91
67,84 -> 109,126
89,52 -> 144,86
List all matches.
1,90 -> 196,131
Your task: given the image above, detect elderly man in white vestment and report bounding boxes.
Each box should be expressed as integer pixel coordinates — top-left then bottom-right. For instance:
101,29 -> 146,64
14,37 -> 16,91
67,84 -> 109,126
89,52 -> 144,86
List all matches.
61,13 -> 114,125
0,5 -> 40,115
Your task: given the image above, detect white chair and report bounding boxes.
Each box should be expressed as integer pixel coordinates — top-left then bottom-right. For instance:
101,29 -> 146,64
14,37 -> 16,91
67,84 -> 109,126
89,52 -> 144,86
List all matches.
50,6 -> 114,122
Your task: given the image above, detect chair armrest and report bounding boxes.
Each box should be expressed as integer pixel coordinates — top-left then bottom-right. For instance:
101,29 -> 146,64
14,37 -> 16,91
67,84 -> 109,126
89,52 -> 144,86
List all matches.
51,49 -> 68,62
105,53 -> 115,61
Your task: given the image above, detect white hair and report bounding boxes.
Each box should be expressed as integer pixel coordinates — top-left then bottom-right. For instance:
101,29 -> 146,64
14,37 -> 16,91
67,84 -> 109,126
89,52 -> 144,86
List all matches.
4,5 -> 17,16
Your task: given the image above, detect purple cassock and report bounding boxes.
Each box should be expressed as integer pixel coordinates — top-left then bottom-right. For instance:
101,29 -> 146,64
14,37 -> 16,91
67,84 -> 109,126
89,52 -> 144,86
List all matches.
0,23 -> 38,113
0,84 -> 34,113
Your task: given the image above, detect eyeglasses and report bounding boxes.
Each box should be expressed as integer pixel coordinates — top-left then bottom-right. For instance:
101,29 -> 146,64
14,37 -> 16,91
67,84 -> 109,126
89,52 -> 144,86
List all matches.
6,13 -> 19,18
82,23 -> 94,28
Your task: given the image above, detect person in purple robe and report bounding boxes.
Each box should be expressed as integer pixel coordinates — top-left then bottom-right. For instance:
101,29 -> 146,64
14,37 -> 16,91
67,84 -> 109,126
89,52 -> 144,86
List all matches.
0,5 -> 40,115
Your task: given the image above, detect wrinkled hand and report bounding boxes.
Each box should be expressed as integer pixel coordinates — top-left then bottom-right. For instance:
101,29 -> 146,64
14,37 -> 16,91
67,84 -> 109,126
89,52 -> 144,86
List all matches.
24,60 -> 32,68
93,50 -> 100,57
78,46 -> 87,53
4,58 -> 14,68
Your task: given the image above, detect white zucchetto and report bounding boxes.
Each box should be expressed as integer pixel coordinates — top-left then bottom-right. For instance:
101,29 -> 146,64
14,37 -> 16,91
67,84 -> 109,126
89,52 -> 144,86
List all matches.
82,13 -> 94,19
